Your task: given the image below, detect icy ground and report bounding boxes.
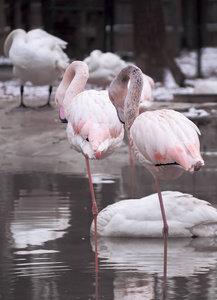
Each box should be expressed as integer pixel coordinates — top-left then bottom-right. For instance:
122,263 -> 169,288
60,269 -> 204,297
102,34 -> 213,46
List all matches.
0,47 -> 217,103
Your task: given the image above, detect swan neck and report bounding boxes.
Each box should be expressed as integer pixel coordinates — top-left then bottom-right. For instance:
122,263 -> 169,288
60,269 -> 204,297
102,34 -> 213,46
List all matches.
4,29 -> 26,57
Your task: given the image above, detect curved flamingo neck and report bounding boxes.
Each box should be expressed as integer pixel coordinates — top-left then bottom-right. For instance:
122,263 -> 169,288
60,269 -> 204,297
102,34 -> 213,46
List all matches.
63,61 -> 89,120
109,65 -> 143,133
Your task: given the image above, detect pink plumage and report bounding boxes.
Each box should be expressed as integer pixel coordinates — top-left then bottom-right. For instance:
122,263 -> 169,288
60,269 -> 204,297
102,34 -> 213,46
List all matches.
109,64 -> 204,240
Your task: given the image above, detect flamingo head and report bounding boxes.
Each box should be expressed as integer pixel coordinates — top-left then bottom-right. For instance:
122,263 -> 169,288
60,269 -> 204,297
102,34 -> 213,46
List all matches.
55,95 -> 68,123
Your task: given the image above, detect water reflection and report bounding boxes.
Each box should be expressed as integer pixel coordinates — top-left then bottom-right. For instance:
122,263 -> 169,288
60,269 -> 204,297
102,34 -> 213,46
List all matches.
93,237 -> 217,276
0,157 -> 217,299
92,237 -> 217,299
11,191 -> 71,248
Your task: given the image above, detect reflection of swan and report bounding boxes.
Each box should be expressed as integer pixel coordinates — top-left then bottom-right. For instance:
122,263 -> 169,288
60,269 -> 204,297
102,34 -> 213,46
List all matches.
90,191 -> 217,238
113,273 -> 155,300
90,236 -> 217,277
4,28 -> 69,108
10,194 -> 70,248
84,50 -> 127,88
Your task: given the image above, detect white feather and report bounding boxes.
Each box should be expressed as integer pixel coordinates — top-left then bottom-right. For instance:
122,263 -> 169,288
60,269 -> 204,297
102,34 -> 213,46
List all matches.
91,191 -> 217,238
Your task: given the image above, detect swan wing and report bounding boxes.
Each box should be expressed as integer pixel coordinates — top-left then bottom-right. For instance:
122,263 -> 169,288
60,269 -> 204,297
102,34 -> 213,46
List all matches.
91,191 -> 217,237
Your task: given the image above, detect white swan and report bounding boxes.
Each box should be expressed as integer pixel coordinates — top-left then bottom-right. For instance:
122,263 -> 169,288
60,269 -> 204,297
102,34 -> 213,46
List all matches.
138,73 -> 154,111
194,80 -> 217,94
84,50 -> 154,110
90,191 -> 217,238
84,49 -> 128,88
4,28 -> 69,109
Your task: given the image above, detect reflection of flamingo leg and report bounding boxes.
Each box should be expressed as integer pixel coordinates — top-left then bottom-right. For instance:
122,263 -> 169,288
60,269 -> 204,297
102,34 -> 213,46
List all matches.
163,235 -> 168,300
154,176 -> 168,300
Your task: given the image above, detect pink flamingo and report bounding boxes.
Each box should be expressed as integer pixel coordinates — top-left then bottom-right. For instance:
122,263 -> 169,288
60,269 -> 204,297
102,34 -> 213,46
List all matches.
109,65 -> 204,237
109,65 -> 204,294
128,73 -> 155,192
55,61 -> 124,271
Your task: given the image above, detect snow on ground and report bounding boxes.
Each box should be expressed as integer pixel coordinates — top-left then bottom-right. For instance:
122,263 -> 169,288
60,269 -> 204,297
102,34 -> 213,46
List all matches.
154,47 -> 217,101
0,47 -> 217,104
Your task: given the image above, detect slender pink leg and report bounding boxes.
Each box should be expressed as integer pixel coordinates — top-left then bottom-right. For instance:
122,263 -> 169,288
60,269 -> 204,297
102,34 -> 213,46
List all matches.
85,156 -> 98,273
154,176 -> 168,299
154,177 -> 169,238
128,139 -> 134,196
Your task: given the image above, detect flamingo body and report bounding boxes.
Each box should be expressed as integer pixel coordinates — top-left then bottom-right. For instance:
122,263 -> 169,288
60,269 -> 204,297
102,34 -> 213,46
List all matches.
130,109 -> 203,179
67,89 -> 124,159
55,60 -> 124,272
91,191 -> 217,238
109,65 -> 204,239
109,66 -> 204,180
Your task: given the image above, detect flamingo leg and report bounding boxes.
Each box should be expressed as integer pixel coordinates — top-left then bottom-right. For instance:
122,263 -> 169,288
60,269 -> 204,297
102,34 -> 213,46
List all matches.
128,139 -> 134,196
85,156 -> 98,273
154,176 -> 168,299
154,176 -> 169,238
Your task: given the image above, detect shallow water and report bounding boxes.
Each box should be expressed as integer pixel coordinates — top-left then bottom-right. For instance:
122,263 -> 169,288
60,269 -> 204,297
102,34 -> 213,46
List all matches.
0,153 -> 217,300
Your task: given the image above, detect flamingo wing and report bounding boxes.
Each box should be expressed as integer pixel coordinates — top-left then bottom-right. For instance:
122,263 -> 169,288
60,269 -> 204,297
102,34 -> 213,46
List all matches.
67,90 -> 124,159
130,109 -> 203,172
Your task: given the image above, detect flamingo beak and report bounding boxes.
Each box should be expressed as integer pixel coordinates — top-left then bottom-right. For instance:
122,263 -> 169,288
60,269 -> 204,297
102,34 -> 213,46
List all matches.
60,114 -> 68,124
58,104 -> 68,123
117,106 -> 125,124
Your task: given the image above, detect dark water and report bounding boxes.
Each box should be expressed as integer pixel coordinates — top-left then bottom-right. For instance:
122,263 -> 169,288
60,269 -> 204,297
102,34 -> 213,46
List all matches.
0,153 -> 217,300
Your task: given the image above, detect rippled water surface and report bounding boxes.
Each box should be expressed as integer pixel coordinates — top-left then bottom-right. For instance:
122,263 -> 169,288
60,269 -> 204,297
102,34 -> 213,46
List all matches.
0,153 -> 217,300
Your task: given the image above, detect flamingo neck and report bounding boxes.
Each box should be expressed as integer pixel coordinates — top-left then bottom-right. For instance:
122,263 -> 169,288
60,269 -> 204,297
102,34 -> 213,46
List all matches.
124,66 -> 143,131
109,65 -> 143,135
63,61 -> 89,120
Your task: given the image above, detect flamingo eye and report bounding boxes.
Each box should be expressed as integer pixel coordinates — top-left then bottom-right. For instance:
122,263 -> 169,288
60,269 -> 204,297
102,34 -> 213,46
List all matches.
86,138 -> 89,142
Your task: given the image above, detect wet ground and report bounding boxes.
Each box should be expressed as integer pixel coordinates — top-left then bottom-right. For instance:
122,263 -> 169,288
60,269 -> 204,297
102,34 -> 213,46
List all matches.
0,87 -> 217,299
